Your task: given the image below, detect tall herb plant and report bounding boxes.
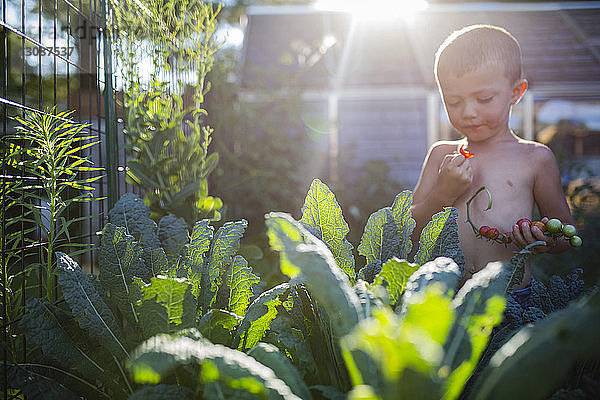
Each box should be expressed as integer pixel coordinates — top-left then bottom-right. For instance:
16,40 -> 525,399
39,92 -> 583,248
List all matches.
2,108 -> 103,302
110,0 -> 223,225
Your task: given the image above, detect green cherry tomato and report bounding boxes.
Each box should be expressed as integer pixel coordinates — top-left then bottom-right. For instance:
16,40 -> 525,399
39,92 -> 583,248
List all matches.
562,224 -> 576,238
546,218 -> 563,235
570,235 -> 582,247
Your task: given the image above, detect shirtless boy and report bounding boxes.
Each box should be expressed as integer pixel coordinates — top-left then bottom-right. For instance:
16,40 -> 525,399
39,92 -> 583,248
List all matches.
411,25 -> 575,289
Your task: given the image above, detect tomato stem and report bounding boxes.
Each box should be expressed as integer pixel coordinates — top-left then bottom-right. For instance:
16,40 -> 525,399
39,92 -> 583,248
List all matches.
465,186 -> 511,245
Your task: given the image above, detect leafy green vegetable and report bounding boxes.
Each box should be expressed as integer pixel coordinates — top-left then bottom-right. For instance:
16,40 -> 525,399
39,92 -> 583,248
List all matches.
56,252 -> 128,360
129,332 -> 302,399
108,193 -> 160,250
20,298 -> 105,378
158,213 -> 189,263
357,191 -> 416,267
204,219 -> 248,309
248,342 -> 313,400
0,363 -> 85,400
373,258 -> 419,308
414,207 -> 456,265
472,291 -> 600,400
138,275 -> 190,325
300,179 -> 355,281
227,255 -> 261,316
426,207 -> 464,274
184,219 -> 214,299
390,191 -> 416,259
358,209 -> 393,264
198,309 -> 243,346
98,223 -> 149,325
234,283 -> 290,350
342,285 -> 453,399
401,257 -> 462,312
266,213 -> 362,337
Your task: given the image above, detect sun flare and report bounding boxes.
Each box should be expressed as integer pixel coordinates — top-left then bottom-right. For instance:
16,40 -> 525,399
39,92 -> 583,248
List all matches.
314,0 -> 429,21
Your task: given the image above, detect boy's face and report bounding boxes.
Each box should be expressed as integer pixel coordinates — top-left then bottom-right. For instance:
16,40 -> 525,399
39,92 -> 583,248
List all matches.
438,63 -> 526,143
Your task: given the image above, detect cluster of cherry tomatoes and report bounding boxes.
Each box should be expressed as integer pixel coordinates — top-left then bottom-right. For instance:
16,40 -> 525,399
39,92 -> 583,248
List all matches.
478,225 -> 511,244
476,218 -> 582,248
516,217 -> 582,247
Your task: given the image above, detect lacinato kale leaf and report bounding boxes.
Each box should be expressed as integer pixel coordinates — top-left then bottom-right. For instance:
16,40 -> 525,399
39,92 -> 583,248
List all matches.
204,219 -> 248,310
108,193 -> 161,251
389,190 -> 416,259
99,223 -> 149,325
56,252 -> 129,360
266,212 -> 362,337
373,258 -> 419,308
158,213 -> 189,263
300,179 -> 355,282
226,255 -> 261,317
129,332 -> 302,399
183,219 -> 213,300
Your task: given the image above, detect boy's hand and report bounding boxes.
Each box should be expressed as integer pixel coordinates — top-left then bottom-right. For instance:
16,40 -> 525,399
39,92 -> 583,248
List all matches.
437,153 -> 473,201
511,217 -> 562,254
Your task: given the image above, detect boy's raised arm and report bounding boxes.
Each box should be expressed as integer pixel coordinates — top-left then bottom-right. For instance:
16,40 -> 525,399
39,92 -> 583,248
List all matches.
410,142 -> 473,241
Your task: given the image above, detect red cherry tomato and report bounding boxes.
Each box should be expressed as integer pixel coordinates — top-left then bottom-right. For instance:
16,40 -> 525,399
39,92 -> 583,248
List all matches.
516,218 -> 531,230
479,225 -> 491,237
487,228 -> 500,240
459,144 -> 475,159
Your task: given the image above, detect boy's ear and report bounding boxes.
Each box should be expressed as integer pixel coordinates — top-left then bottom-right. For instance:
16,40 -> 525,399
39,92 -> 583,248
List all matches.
512,79 -> 528,105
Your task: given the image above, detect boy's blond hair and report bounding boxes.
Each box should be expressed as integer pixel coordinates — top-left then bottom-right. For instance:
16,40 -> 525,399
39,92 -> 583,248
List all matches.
434,24 -> 523,85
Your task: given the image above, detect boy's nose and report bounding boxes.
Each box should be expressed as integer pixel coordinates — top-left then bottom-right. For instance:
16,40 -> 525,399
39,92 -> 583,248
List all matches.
462,102 -> 477,119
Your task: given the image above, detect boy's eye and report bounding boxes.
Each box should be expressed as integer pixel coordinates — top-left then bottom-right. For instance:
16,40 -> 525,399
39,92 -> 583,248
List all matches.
478,97 -> 493,103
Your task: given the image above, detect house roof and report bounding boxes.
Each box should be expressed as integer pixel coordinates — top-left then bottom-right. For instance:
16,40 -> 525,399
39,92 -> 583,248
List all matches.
240,2 -> 600,95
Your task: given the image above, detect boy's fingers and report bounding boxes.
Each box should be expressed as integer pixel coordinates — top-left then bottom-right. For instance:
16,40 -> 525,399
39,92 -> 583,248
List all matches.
512,224 -> 527,249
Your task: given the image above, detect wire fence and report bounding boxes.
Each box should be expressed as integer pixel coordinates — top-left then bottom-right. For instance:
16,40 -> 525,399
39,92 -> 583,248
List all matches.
0,0 -> 130,397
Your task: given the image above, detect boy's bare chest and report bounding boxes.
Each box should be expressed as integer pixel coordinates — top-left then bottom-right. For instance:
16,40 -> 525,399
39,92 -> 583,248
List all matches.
454,154 -> 536,248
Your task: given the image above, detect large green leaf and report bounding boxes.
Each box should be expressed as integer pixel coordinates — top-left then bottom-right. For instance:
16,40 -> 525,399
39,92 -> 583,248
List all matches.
129,333 -> 302,400
184,219 -> 213,299
1,363 -> 85,400
108,193 -> 160,250
198,309 -> 243,346
248,342 -> 313,400
99,223 -> 149,325
373,258 -> 420,308
427,207 -> 464,274
357,208 -> 389,265
137,296 -> 169,340
20,298 -> 105,377
414,207 -> 454,265
139,275 -> 190,326
300,179 -> 355,281
56,252 -> 128,359
400,257 -> 463,314
227,255 -> 261,316
471,293 -> 600,400
234,283 -> 290,350
158,214 -> 189,263
266,213 -> 361,337
390,190 -> 416,259
442,262 -> 508,400
204,220 -> 248,309
342,285 -> 453,399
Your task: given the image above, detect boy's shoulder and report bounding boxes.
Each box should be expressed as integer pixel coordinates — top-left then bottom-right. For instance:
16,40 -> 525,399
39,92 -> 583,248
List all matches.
513,137 -> 555,161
